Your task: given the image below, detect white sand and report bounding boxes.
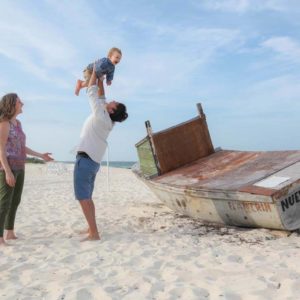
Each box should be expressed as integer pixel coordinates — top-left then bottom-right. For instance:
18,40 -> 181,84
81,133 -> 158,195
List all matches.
1,163 -> 300,300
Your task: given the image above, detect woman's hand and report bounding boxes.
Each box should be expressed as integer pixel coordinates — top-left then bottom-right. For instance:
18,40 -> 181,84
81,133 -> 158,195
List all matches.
40,153 -> 53,162
25,148 -> 54,162
5,170 -> 15,187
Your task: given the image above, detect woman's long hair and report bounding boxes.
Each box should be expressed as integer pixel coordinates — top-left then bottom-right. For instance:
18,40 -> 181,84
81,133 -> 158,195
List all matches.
0,93 -> 18,122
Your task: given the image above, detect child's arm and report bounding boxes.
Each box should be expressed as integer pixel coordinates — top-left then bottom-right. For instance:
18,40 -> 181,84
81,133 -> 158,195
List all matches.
97,78 -> 105,97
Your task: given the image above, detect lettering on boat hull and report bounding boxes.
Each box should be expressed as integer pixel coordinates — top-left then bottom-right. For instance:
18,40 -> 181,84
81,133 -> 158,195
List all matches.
277,187 -> 300,230
280,190 -> 300,212
228,201 -> 272,213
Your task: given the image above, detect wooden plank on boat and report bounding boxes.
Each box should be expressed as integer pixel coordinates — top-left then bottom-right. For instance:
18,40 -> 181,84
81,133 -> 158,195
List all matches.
135,137 -> 159,178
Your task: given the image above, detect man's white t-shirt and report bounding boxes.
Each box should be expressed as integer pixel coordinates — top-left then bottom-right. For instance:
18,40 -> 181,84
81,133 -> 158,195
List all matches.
77,85 -> 114,163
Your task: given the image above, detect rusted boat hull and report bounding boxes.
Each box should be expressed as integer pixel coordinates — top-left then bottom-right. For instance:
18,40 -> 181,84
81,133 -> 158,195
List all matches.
133,171 -> 300,230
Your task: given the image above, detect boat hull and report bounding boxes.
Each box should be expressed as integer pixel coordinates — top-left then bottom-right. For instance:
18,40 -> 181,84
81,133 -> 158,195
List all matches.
137,175 -> 300,230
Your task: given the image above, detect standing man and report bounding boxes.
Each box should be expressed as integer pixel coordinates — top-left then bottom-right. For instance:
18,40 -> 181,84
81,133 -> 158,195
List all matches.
74,64 -> 128,241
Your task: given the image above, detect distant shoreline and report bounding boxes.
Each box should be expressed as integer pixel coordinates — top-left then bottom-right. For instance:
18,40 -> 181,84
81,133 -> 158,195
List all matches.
59,161 -> 137,169
26,158 -> 137,169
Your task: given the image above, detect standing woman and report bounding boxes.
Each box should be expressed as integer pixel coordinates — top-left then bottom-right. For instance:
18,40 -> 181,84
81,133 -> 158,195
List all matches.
0,93 -> 53,246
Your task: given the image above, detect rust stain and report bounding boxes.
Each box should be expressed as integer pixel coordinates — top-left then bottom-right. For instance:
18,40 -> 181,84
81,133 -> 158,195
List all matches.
154,150 -> 300,194
272,179 -> 300,200
239,185 -> 276,196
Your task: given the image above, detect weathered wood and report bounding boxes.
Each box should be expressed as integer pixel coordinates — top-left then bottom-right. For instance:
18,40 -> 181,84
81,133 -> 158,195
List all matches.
152,116 -> 214,174
136,137 -> 159,178
145,121 -> 161,175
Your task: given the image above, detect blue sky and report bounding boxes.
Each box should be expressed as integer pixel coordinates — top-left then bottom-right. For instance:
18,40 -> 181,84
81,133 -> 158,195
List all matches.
0,0 -> 299,162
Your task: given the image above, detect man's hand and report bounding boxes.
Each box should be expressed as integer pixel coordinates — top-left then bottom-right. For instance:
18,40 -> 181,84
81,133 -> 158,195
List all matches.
106,80 -> 112,86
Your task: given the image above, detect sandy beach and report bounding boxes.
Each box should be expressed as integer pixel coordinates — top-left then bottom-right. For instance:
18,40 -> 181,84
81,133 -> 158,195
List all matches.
1,163 -> 300,300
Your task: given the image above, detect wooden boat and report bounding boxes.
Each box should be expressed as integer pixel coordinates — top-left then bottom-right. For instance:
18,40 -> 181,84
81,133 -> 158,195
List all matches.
133,104 -> 300,230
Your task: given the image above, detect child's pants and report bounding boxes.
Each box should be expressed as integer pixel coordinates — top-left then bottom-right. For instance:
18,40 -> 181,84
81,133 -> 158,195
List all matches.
83,69 -> 92,85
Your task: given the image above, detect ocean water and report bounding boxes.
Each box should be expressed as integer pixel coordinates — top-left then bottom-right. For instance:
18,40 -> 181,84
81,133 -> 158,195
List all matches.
100,161 -> 137,169
61,161 -> 137,169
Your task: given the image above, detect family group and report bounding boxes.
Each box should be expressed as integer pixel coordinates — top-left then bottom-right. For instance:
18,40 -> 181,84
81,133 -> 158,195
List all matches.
0,47 -> 128,246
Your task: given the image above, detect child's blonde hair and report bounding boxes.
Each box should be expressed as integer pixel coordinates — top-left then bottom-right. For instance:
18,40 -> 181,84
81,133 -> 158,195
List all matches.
107,47 -> 122,58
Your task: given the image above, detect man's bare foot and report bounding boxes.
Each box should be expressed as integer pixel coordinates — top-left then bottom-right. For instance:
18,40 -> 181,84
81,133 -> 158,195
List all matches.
76,228 -> 89,235
5,230 -> 18,240
80,234 -> 100,242
75,80 -> 83,96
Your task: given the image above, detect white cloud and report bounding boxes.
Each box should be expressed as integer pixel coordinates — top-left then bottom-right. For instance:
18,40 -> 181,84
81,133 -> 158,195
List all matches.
45,0 -> 127,49
261,37 -> 300,64
200,0 -> 295,13
0,76 -> 8,90
202,0 -> 250,13
247,75 -> 300,104
0,2 -> 77,88
0,1 -> 242,101
108,25 -> 241,103
225,75 -> 300,117
21,93 -> 74,103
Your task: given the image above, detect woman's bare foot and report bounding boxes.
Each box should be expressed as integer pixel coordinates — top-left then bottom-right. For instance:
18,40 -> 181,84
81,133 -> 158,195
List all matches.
75,80 -> 83,96
5,230 -> 17,240
0,237 -> 8,246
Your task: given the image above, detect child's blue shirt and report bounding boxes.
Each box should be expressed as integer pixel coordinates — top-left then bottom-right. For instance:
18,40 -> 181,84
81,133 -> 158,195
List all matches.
87,58 -> 115,82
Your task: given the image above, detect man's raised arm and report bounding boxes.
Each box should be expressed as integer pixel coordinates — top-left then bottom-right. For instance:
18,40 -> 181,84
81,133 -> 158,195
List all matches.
88,63 -> 105,98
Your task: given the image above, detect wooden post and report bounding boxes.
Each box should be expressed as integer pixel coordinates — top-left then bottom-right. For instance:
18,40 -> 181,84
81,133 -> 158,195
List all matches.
196,103 -> 215,153
197,103 -> 205,119
145,120 -> 161,175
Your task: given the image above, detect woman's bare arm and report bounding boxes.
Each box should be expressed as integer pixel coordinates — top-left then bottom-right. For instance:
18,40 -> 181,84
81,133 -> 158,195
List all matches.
0,121 -> 15,187
25,147 -> 53,162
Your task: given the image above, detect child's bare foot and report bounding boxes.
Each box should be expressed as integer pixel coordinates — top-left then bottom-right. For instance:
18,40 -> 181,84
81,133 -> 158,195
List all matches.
5,230 -> 18,240
75,80 -> 83,96
80,233 -> 100,242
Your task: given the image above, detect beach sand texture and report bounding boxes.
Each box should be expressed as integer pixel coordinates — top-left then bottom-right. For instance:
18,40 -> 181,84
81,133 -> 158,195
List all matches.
1,163 -> 300,300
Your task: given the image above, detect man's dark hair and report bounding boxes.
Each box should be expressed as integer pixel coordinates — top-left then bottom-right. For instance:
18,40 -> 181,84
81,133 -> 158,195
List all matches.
110,103 -> 128,122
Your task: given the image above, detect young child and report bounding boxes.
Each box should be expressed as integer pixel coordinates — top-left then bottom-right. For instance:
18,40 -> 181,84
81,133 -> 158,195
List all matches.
75,47 -> 122,96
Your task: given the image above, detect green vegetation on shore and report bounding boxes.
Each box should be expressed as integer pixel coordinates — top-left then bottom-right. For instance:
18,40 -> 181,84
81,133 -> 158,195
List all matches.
26,157 -> 45,164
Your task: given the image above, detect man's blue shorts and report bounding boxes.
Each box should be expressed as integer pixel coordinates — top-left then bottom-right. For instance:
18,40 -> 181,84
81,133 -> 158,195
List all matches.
73,153 -> 100,200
